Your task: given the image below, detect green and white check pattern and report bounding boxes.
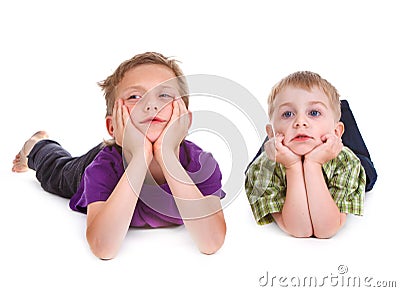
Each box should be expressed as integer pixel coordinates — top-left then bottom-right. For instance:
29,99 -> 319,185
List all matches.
245,146 -> 366,225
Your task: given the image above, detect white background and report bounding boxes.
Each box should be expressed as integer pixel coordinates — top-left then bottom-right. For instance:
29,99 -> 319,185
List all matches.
1,0 -> 399,291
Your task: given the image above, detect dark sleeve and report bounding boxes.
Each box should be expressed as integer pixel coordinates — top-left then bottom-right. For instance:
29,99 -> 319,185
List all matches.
340,100 -> 377,191
69,147 -> 123,213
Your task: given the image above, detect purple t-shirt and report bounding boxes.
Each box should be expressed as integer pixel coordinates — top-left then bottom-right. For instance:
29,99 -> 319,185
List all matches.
69,140 -> 225,227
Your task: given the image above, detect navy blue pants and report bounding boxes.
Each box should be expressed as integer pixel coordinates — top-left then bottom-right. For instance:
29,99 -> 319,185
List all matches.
246,100 -> 377,192
28,140 -> 104,198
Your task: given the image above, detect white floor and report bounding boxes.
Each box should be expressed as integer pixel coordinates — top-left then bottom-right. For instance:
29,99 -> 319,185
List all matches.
1,1 -> 399,291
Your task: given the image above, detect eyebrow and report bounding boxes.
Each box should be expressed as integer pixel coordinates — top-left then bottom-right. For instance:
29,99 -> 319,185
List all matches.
277,101 -> 329,110
120,85 -> 146,95
121,84 -> 179,95
308,101 -> 329,109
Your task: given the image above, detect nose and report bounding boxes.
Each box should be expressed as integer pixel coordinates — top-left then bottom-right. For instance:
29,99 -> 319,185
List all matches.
145,103 -> 158,111
293,115 -> 309,128
143,96 -> 160,112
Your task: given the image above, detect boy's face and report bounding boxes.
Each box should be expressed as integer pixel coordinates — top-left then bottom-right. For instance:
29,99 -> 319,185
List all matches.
115,64 -> 180,142
270,85 -> 342,156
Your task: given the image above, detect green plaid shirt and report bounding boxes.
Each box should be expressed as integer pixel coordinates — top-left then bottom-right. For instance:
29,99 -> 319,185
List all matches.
245,146 -> 366,225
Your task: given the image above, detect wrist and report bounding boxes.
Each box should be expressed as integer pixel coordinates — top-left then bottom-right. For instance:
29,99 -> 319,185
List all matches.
284,160 -> 303,172
155,146 -> 179,159
125,147 -> 152,164
283,159 -> 302,170
303,158 -> 323,169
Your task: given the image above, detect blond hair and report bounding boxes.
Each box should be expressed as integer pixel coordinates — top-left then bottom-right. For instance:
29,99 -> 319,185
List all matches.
267,71 -> 341,121
98,52 -> 189,116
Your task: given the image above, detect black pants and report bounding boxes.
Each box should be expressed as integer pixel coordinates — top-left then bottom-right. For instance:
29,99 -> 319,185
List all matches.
246,100 -> 377,192
28,140 -> 104,198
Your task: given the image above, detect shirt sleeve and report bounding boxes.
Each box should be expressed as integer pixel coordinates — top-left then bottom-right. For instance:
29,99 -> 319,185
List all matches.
187,150 -> 226,199
323,147 -> 366,215
69,147 -> 123,213
245,152 -> 286,225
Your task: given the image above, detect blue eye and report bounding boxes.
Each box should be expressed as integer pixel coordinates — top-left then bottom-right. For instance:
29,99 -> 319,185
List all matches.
309,110 -> 321,117
282,111 -> 294,118
159,93 -> 173,99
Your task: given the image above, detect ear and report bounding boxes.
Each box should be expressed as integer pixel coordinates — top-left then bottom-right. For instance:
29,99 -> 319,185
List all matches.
105,115 -> 114,137
266,124 -> 275,138
334,121 -> 345,138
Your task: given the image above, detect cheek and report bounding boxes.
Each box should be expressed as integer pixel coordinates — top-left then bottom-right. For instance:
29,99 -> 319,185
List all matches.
118,102 -> 136,118
272,122 -> 287,136
282,136 -> 291,146
159,103 -> 173,118
273,124 -> 291,144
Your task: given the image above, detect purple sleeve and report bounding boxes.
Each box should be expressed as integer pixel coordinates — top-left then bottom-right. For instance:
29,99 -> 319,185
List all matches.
69,147 -> 123,213
182,141 -> 226,200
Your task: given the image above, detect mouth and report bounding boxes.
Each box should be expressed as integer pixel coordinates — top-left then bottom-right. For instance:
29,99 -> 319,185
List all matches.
291,134 -> 313,142
140,116 -> 167,124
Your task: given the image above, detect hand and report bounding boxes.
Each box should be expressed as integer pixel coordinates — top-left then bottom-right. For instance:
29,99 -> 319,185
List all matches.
153,98 -> 191,162
264,125 -> 301,169
113,99 -> 152,163
304,133 -> 343,165
112,99 -> 127,147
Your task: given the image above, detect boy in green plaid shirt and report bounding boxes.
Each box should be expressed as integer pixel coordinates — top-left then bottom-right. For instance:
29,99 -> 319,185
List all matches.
245,71 -> 366,238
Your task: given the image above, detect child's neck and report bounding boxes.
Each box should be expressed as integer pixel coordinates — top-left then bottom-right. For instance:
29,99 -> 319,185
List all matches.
145,159 -> 167,185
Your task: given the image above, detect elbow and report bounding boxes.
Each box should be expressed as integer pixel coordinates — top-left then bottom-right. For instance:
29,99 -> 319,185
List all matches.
313,228 -> 339,239
285,224 -> 313,238
290,229 -> 313,238
90,244 -> 118,260
86,230 -> 118,260
313,218 -> 345,239
199,225 -> 226,255
290,226 -> 340,239
199,236 -> 225,255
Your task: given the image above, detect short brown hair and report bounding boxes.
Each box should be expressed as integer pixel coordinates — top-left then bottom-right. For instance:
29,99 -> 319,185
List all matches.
98,52 -> 189,116
267,71 -> 341,121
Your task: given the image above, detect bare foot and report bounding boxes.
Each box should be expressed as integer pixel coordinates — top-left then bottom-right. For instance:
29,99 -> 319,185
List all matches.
12,131 -> 49,172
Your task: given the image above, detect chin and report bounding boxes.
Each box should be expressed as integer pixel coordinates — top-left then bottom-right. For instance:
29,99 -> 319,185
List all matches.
290,146 -> 313,157
146,132 -> 162,143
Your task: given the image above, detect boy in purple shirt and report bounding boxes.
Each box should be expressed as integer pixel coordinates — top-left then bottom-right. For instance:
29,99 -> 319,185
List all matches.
12,52 -> 226,259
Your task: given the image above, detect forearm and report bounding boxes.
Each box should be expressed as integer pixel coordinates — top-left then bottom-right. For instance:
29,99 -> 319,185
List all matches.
160,153 -> 226,254
86,156 -> 147,259
277,163 -> 313,237
303,160 -> 344,238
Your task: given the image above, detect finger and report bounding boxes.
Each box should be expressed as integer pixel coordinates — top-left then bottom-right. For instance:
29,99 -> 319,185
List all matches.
112,100 -> 122,137
177,97 -> 188,115
176,99 -> 185,126
116,99 -> 124,130
321,134 -> 334,143
275,134 -> 284,147
171,99 -> 180,120
177,98 -> 190,126
323,134 -> 340,149
122,103 -> 130,125
112,100 -> 117,125
176,97 -> 184,116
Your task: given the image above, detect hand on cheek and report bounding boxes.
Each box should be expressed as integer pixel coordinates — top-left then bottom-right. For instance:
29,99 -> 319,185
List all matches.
264,125 -> 301,169
305,133 -> 343,165
113,99 -> 153,162
153,98 -> 190,162
112,99 -> 126,147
